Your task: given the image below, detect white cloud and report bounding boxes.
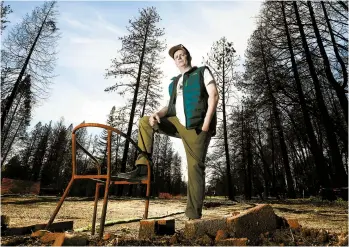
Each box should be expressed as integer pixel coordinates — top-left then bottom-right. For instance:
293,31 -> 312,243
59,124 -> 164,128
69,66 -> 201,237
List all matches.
64,17 -> 91,31
199,2 -> 261,53
31,76 -> 125,127
95,12 -> 126,36
58,36 -> 119,70
70,37 -> 98,44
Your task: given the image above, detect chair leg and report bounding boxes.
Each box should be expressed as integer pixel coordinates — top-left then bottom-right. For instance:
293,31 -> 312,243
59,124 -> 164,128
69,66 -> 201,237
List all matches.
46,178 -> 74,229
144,181 -> 151,219
91,182 -> 101,235
98,178 -> 111,238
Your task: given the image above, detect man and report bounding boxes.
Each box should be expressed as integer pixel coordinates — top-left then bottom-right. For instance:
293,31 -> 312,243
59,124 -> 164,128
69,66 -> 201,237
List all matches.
118,44 -> 219,220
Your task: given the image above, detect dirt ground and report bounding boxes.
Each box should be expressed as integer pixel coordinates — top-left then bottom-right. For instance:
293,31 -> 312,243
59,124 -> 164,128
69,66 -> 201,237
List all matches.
1,195 -> 348,245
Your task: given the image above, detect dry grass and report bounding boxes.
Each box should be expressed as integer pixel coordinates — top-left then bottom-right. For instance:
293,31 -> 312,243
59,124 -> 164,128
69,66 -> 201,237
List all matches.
1,195 -> 347,245
1,196 -> 187,230
271,200 -> 348,234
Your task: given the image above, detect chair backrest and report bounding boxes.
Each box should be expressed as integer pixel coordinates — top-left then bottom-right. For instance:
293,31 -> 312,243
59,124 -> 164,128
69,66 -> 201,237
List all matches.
71,123 -> 152,176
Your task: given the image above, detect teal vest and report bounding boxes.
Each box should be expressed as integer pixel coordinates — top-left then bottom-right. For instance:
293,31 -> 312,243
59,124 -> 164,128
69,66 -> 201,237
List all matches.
166,66 -> 217,136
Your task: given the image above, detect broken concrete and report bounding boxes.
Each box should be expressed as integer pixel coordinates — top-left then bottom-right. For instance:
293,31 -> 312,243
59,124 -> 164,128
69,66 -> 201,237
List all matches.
31,230 -> 48,237
139,218 -> 175,239
215,229 -> 229,241
103,232 -> 112,241
196,233 -> 214,245
139,220 -> 156,239
286,218 -> 301,230
40,232 -> 64,243
184,218 -> 227,239
226,204 -> 278,240
156,219 -> 175,235
31,231 -> 88,246
61,233 -> 88,246
184,204 -> 279,241
52,233 -> 66,246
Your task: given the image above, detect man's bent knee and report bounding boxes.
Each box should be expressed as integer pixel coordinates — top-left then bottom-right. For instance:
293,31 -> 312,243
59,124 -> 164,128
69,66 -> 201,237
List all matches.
139,116 -> 150,125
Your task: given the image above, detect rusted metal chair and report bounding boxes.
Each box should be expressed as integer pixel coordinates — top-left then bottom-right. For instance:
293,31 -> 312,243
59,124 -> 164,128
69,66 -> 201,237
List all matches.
45,123 -> 152,238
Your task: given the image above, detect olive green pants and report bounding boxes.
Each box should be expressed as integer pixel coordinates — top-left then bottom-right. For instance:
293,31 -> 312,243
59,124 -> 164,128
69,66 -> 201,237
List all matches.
136,116 -> 211,219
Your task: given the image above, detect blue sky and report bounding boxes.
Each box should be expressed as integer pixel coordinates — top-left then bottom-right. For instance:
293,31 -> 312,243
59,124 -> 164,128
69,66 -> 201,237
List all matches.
3,0 -> 262,180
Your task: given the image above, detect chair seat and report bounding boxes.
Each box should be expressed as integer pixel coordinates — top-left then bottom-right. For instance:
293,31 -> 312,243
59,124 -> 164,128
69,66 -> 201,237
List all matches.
89,175 -> 151,184
111,175 -> 149,183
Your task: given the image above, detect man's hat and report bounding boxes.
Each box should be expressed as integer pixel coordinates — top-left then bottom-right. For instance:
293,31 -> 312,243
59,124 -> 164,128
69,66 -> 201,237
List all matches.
169,44 -> 190,59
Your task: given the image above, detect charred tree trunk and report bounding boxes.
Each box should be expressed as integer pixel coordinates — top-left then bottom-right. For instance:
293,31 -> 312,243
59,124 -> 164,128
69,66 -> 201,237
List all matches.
141,67 -> 155,158
1,2 -> 54,130
294,1 -> 347,188
313,2 -> 348,122
114,135 -> 120,173
245,127 -> 253,200
2,91 -> 25,150
120,20 -> 150,172
259,34 -> 296,198
141,69 -> 152,118
255,117 -> 271,198
128,68 -> 153,197
269,111 -> 278,199
118,21 -> 150,196
281,1 -> 331,188
222,45 -> 234,201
